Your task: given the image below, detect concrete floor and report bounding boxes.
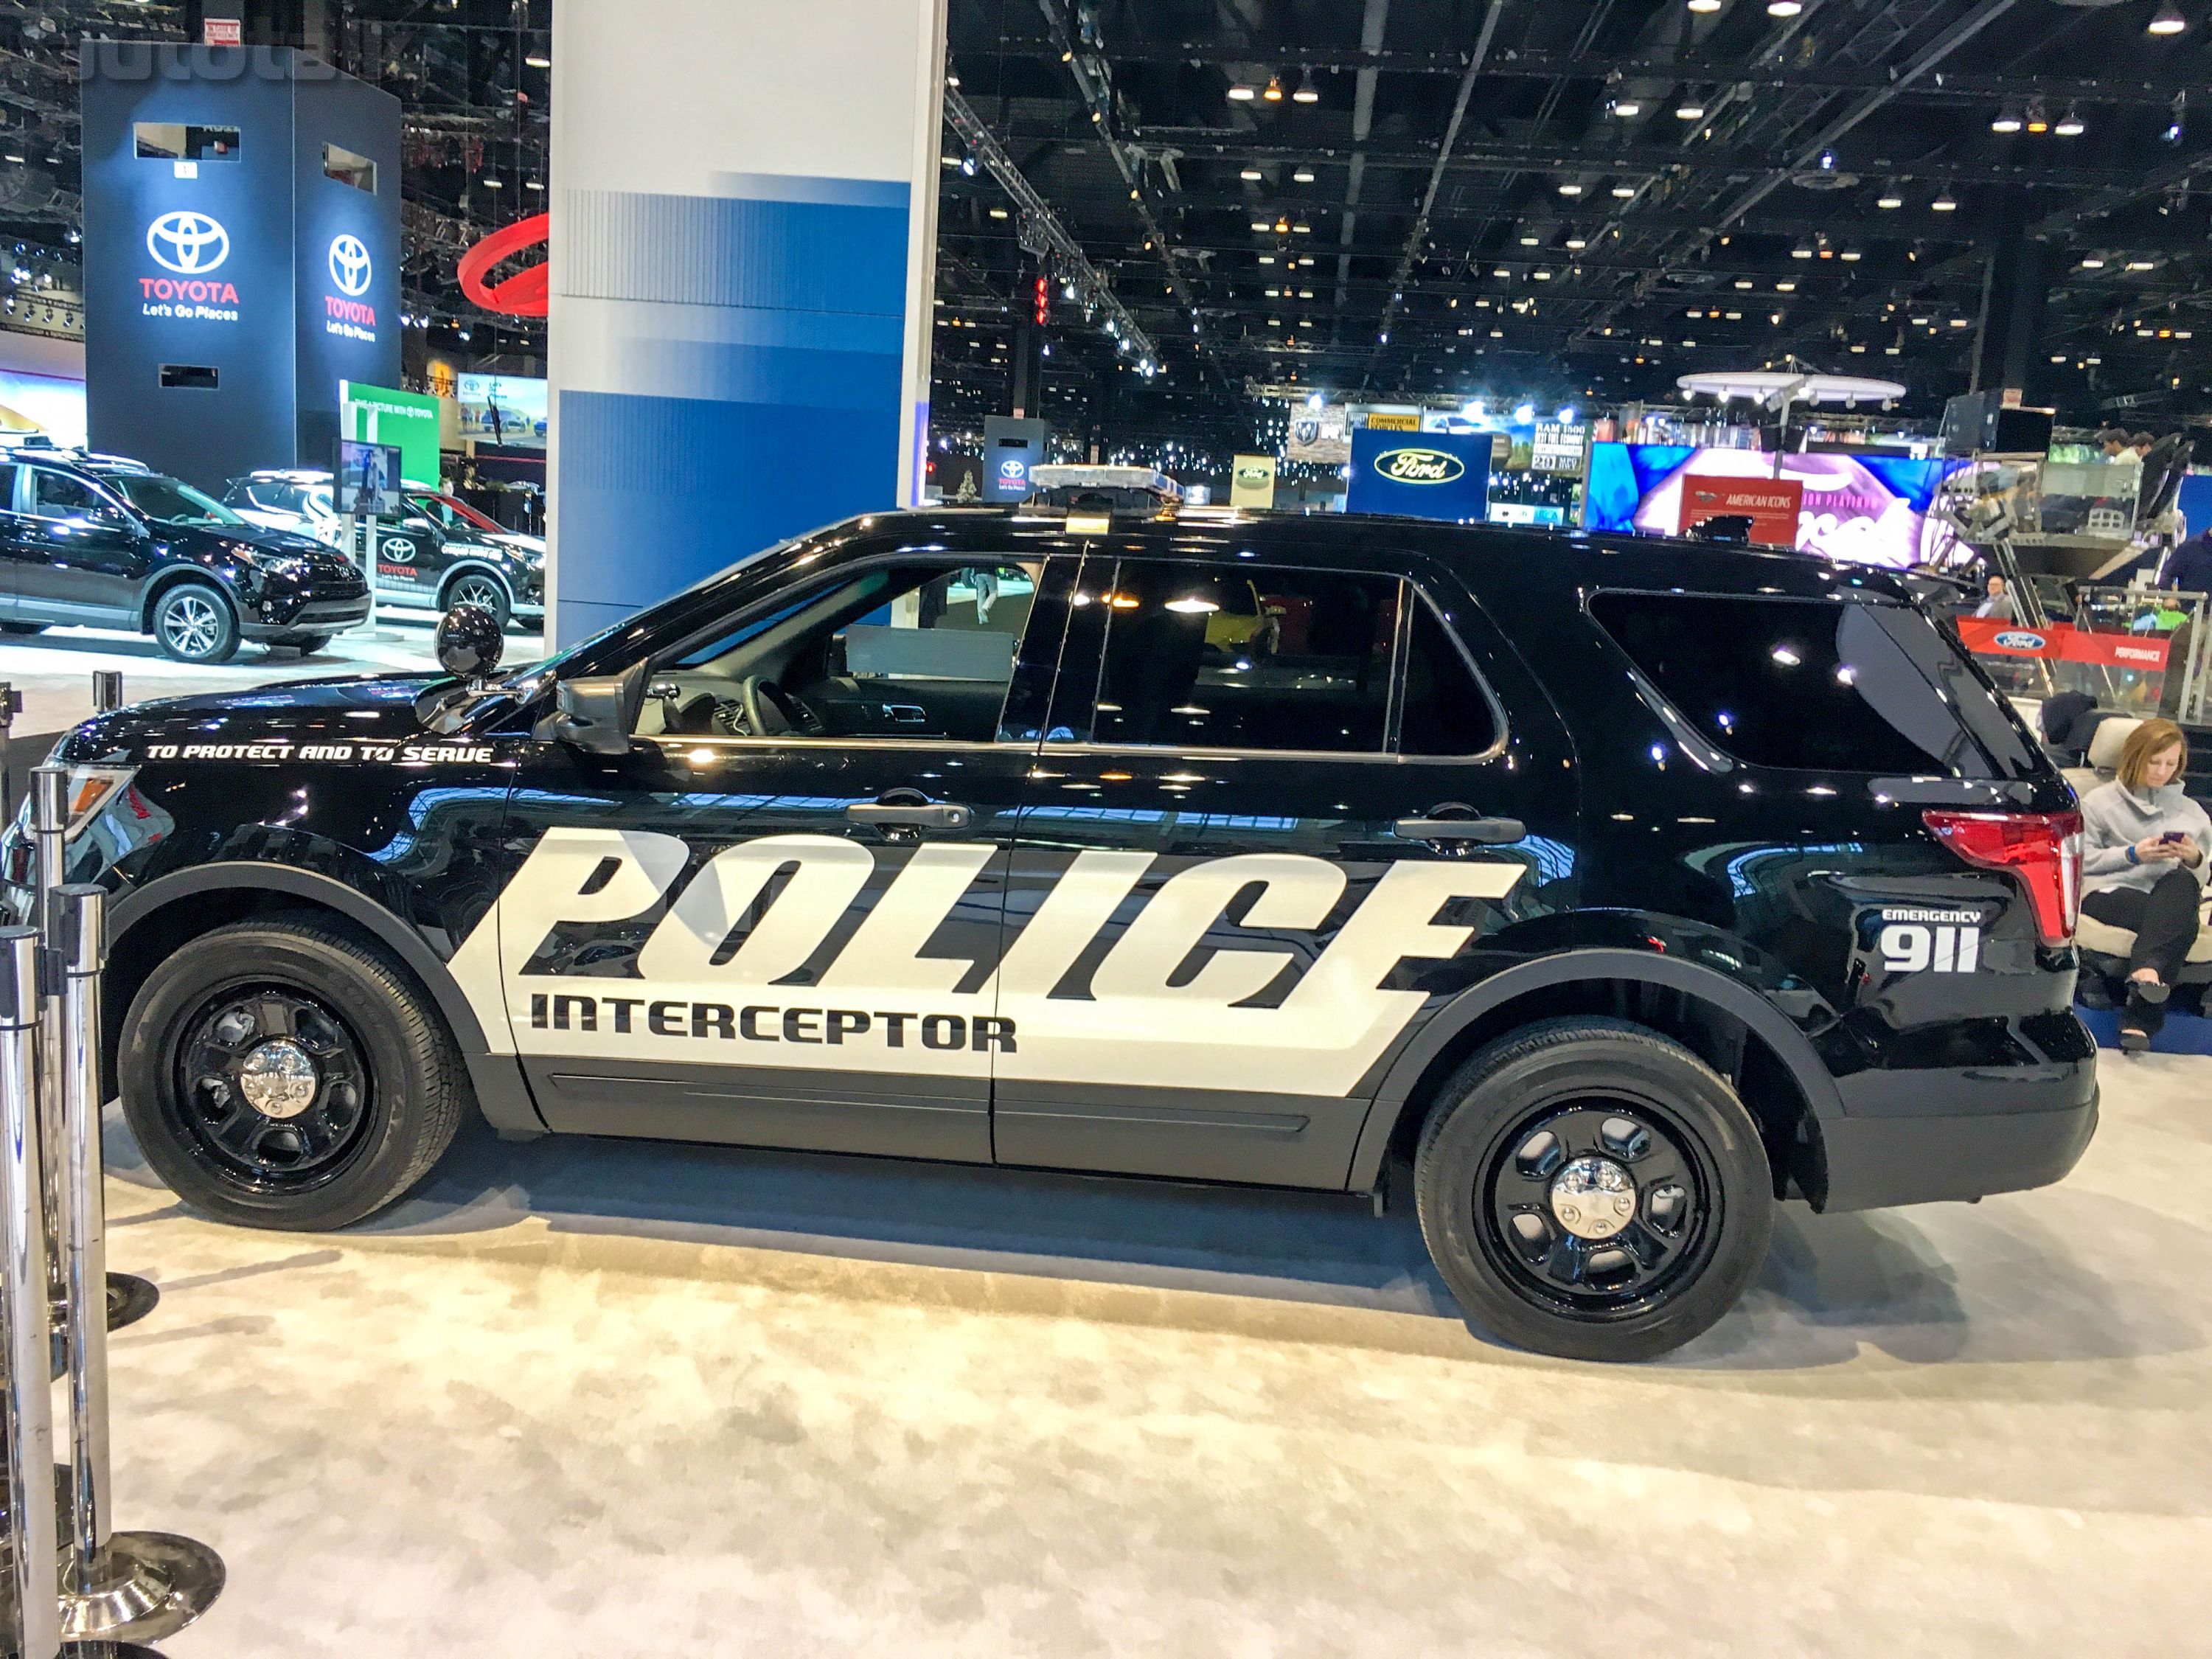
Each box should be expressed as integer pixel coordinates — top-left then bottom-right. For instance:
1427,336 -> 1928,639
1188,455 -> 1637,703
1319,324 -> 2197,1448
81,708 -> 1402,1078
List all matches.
71,1051 -> 2206,1658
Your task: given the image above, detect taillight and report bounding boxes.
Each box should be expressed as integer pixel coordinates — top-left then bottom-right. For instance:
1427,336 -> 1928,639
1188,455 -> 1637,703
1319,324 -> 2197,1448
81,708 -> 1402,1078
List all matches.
1922,809 -> 2082,946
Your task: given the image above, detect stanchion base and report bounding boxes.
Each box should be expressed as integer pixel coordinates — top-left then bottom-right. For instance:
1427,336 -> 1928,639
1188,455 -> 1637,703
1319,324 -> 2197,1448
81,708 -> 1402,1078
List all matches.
58,1532 -> 223,1644
105,1275 -> 159,1332
57,1642 -> 170,1658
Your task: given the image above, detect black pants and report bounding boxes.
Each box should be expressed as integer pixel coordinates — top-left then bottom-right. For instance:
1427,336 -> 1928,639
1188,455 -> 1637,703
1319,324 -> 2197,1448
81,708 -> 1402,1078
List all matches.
2082,868 -> 2204,984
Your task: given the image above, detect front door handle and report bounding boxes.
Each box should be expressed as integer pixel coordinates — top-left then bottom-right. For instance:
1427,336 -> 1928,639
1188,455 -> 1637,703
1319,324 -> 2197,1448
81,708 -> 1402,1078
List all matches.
846,792 -> 973,831
1394,811 -> 1526,844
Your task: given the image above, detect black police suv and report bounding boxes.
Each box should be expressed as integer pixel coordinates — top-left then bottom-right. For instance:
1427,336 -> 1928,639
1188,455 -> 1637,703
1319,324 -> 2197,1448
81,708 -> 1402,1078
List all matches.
13,508 -> 2096,1361
0,450 -> 368,662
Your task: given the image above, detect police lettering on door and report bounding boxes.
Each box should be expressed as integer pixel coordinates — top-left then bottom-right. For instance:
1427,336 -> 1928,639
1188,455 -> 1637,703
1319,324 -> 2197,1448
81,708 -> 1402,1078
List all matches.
450,827 -> 1527,1099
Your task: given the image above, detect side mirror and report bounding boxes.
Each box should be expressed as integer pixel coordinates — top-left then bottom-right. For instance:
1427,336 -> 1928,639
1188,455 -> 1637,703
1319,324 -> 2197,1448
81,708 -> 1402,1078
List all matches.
434,604 -> 504,681
535,672 -> 636,757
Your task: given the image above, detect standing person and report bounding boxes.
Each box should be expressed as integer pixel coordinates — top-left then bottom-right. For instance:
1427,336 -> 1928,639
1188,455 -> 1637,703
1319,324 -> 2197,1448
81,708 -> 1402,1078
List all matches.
2079,718 -> 2211,1051
1974,575 -> 2017,619
2159,527 -> 2212,594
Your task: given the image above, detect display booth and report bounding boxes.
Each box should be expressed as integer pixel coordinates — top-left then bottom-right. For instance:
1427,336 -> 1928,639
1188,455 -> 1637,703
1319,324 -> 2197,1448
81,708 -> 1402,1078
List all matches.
79,43 -> 400,491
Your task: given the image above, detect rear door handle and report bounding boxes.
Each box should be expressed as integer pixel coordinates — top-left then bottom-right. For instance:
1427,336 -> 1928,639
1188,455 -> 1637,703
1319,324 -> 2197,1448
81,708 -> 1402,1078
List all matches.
1394,814 -> 1526,844
846,797 -> 973,831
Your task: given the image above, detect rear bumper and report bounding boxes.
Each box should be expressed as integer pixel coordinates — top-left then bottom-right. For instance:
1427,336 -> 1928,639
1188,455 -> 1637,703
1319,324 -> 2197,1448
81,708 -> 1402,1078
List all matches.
1818,1055 -> 2099,1210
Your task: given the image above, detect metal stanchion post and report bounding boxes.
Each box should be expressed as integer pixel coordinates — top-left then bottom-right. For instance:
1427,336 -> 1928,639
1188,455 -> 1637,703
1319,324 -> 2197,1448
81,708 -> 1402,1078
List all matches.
90,675 -> 122,718
0,926 -> 59,1659
0,680 -> 18,829
28,769 -> 157,1338
51,885 -> 223,1646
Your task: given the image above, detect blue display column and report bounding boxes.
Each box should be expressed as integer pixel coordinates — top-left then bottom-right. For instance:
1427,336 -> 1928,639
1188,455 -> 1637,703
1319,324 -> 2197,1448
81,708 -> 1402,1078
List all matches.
79,42 -> 400,490
547,0 -> 948,644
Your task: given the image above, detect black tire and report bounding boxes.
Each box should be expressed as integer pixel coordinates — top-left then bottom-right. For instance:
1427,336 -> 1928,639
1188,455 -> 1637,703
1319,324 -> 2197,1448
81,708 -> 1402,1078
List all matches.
0,621 -> 47,636
150,581 -> 240,664
119,916 -> 467,1230
1414,1017 -> 1773,1363
442,570 -> 512,631
290,633 -> 334,658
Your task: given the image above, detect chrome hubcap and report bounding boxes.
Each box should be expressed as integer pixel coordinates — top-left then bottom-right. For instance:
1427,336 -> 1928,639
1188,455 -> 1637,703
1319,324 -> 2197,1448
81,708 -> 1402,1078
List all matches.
454,579 -> 499,608
1548,1155 -> 1638,1240
164,595 -> 220,655
237,1037 -> 318,1119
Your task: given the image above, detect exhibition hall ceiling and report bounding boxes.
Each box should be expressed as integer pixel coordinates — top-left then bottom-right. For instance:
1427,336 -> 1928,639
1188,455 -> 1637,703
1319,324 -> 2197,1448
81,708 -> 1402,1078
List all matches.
1,1 -> 2209,442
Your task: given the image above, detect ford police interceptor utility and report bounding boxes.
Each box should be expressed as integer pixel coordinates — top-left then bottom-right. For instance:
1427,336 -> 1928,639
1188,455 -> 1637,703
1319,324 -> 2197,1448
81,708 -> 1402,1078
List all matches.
10,508 -> 2097,1361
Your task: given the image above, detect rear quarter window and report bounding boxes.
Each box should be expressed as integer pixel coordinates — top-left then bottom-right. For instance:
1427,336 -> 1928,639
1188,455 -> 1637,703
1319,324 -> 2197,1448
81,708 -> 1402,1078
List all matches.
1589,591 -> 1997,776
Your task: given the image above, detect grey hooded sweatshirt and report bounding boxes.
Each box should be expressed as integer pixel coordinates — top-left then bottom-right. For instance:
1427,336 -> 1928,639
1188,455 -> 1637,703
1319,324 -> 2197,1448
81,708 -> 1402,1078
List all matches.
2079,779 -> 2212,897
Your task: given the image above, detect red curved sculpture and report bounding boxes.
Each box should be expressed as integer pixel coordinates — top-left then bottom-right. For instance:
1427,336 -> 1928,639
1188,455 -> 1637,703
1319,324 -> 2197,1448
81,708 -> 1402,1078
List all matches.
457,213 -> 550,317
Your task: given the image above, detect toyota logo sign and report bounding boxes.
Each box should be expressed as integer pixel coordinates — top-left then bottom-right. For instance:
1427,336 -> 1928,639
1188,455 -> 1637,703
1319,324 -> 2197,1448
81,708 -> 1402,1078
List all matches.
998,457 -> 1028,482
146,211 -> 230,275
328,234 -> 373,297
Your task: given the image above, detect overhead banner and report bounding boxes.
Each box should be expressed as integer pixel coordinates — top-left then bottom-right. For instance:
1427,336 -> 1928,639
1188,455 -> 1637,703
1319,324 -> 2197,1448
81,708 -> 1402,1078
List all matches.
1231,453 -> 1278,509
1346,427 -> 1491,522
1287,404 -> 1350,466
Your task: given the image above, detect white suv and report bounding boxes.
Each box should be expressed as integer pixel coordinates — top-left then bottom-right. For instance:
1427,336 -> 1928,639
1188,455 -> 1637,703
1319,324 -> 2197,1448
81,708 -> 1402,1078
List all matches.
221,470 -> 345,549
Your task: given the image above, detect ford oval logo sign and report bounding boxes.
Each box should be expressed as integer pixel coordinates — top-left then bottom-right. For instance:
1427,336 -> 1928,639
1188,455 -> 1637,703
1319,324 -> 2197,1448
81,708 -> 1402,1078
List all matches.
1993,630 -> 2045,651
1375,446 -> 1465,485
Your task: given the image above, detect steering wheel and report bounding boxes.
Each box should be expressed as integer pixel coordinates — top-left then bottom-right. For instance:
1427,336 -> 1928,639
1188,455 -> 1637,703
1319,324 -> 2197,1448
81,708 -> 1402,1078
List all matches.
736,675 -> 824,737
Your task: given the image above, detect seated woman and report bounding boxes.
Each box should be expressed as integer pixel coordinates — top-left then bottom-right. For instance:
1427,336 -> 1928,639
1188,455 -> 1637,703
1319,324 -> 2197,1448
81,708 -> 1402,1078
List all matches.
2080,717 -> 2211,1051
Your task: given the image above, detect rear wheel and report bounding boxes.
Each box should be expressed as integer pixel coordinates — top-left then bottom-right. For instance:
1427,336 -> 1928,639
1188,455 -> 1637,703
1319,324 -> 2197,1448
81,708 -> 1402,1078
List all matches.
151,582 -> 240,664
119,917 -> 467,1230
442,571 -> 512,631
1414,1018 -> 1774,1363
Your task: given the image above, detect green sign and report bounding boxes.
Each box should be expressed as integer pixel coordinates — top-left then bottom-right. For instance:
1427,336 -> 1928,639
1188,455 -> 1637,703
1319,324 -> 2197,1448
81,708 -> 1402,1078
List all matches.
339,380 -> 441,488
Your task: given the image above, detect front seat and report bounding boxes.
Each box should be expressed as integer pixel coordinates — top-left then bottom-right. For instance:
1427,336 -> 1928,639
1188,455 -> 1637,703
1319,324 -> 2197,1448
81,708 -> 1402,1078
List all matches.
2062,714 -> 2141,801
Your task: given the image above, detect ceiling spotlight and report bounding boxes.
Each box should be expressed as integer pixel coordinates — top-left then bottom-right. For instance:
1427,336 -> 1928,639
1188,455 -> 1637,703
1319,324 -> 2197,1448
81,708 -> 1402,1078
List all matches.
1877,187 -> 1904,209
1734,279 -> 1753,290
2081,255 -> 2107,268
1250,219 -> 1271,232
1612,184 -> 1637,198
2149,1 -> 2186,35
1228,83 -> 1256,101
1566,235 -> 1588,248
524,52 -> 550,69
2025,96 -> 2050,134
1991,104 -> 2023,134
1240,167 -> 1263,181
1775,280 -> 1798,292
1792,241 -> 1814,259
1676,100 -> 1707,120
1931,191 -> 1958,211
1519,232 -> 1541,246
1293,166 -> 1316,182
1292,70 -> 1319,103
1840,248 -> 1863,262
2126,259 -> 2156,271
481,175 -> 503,189
1688,0 -> 1722,12
1767,0 -> 1804,13
1612,99 -> 1644,118
1559,182 -> 1584,195
1262,73 -> 1285,101
2055,105 -> 2085,137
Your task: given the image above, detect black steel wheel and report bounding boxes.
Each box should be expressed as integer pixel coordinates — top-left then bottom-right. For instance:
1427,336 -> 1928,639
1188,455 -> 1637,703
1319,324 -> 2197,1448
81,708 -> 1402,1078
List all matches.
119,915 -> 466,1230
1415,1017 -> 1773,1363
173,987 -> 374,1190
442,571 -> 512,631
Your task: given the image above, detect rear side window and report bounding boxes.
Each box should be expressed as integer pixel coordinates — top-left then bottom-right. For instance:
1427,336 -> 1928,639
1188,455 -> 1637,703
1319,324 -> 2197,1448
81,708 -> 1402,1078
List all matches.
1400,594 -> 1501,756
1590,591 -> 1991,776
1082,560 -> 1399,752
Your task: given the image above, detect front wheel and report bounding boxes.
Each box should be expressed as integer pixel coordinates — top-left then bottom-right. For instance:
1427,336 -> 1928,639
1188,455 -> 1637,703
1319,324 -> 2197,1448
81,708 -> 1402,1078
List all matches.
289,633 -> 334,658
119,916 -> 467,1230
1414,1018 -> 1774,1363
151,582 -> 240,664
442,571 -> 512,632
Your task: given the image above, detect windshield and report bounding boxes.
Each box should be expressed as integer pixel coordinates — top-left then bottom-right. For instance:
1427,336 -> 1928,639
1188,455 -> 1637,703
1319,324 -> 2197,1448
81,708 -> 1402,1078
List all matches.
420,493 -> 503,532
108,473 -> 246,527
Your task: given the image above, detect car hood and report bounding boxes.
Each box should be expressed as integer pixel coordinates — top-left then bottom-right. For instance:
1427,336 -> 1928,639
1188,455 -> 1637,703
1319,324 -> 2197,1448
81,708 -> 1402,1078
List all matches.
55,674 -> 449,762
163,521 -> 347,563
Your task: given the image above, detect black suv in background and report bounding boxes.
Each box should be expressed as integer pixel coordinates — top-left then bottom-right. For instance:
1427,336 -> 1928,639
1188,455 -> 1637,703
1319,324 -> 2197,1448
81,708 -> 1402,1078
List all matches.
0,448 -> 367,661
220,472 -> 544,633
16,508 -> 2095,1361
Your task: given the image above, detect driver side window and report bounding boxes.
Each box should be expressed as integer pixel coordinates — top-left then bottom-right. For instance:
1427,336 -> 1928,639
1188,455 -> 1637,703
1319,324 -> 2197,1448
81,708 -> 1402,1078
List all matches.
636,560 -> 1046,744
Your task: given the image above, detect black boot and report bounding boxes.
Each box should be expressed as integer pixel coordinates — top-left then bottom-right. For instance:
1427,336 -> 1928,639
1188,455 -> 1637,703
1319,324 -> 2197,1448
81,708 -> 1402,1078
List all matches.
2122,979 -> 2171,1054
